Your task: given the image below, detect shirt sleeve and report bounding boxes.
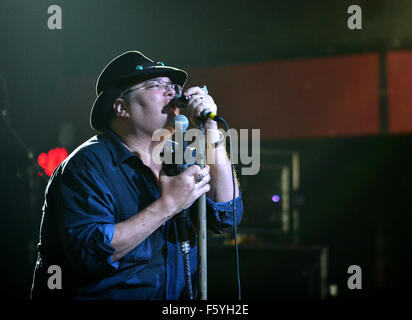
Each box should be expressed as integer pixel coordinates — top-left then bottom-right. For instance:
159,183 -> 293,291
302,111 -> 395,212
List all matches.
58,166 -> 119,276
205,193 -> 244,234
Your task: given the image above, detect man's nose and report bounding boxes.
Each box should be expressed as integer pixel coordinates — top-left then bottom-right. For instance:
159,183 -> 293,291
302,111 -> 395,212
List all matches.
165,85 -> 176,97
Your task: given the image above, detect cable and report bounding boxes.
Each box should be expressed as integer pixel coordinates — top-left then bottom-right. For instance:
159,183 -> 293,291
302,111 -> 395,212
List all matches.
181,241 -> 194,300
221,118 -> 242,301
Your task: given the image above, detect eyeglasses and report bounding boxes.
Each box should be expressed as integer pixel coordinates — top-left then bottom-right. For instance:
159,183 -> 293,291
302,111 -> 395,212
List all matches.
120,79 -> 182,98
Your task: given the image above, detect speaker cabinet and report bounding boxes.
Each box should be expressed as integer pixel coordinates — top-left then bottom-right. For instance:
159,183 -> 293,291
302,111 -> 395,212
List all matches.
207,245 -> 328,300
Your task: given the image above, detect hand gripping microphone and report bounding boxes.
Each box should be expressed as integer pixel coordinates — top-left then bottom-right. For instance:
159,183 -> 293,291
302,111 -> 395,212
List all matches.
171,85 -> 225,123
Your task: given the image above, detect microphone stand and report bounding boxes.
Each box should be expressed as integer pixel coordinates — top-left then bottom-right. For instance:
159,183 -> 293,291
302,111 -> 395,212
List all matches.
1,105 -> 48,274
197,121 -> 207,300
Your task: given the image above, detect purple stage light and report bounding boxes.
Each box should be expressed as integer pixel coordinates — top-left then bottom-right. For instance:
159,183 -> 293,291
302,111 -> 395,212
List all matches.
272,194 -> 280,203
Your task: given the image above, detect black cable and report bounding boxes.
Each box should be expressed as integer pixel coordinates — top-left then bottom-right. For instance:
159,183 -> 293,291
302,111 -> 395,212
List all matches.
221,118 -> 242,301
181,246 -> 194,299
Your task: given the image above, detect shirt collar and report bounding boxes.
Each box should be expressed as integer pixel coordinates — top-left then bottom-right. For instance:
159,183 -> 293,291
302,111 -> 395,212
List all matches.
101,129 -> 139,165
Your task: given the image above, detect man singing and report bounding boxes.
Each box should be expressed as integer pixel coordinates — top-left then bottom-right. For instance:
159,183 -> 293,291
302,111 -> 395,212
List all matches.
30,51 -> 243,299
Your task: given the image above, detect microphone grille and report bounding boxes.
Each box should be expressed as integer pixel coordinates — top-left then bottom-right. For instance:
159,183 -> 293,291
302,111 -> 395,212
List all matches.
174,115 -> 189,131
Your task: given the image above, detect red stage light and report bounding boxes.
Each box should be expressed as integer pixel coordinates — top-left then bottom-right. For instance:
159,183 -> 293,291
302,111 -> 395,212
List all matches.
37,147 -> 68,176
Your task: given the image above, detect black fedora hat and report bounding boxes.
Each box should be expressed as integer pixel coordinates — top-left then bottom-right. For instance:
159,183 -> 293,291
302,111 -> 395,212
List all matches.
90,51 -> 188,131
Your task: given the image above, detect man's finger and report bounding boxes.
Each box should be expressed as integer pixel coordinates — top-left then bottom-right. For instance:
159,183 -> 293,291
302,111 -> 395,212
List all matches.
184,164 -> 201,175
184,86 -> 203,97
195,183 -> 211,197
195,173 -> 211,187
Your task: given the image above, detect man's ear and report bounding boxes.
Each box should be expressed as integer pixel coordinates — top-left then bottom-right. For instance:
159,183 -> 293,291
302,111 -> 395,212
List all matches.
113,98 -> 130,119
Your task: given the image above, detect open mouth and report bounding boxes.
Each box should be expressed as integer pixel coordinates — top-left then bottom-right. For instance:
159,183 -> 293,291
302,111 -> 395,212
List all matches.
162,103 -> 179,116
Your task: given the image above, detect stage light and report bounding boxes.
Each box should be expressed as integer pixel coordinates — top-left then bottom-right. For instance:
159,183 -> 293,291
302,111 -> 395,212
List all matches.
272,194 -> 280,203
37,147 -> 68,176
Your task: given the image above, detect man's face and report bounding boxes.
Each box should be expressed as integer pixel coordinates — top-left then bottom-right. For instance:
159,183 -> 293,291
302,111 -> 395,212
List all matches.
120,76 -> 180,135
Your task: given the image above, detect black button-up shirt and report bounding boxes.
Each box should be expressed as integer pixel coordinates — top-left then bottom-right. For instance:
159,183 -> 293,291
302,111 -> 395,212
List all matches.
31,130 -> 243,300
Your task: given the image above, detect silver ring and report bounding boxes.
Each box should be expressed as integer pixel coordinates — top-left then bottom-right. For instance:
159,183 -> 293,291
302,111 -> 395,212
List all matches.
194,174 -> 204,184
200,85 -> 208,95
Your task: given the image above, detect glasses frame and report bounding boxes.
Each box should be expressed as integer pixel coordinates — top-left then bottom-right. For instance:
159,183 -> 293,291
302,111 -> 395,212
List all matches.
119,79 -> 182,98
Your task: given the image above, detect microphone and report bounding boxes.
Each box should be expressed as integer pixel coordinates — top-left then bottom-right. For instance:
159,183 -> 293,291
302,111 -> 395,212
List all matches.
174,114 -> 189,152
174,114 -> 189,129
168,115 -> 195,300
198,109 -> 225,123
170,115 -> 192,244
171,86 -> 225,124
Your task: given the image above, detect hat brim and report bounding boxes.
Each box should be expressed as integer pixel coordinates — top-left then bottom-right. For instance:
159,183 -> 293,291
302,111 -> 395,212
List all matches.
118,66 -> 187,88
90,66 -> 188,131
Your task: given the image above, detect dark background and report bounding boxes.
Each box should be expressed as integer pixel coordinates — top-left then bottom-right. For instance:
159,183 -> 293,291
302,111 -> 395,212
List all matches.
1,0 -> 412,300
